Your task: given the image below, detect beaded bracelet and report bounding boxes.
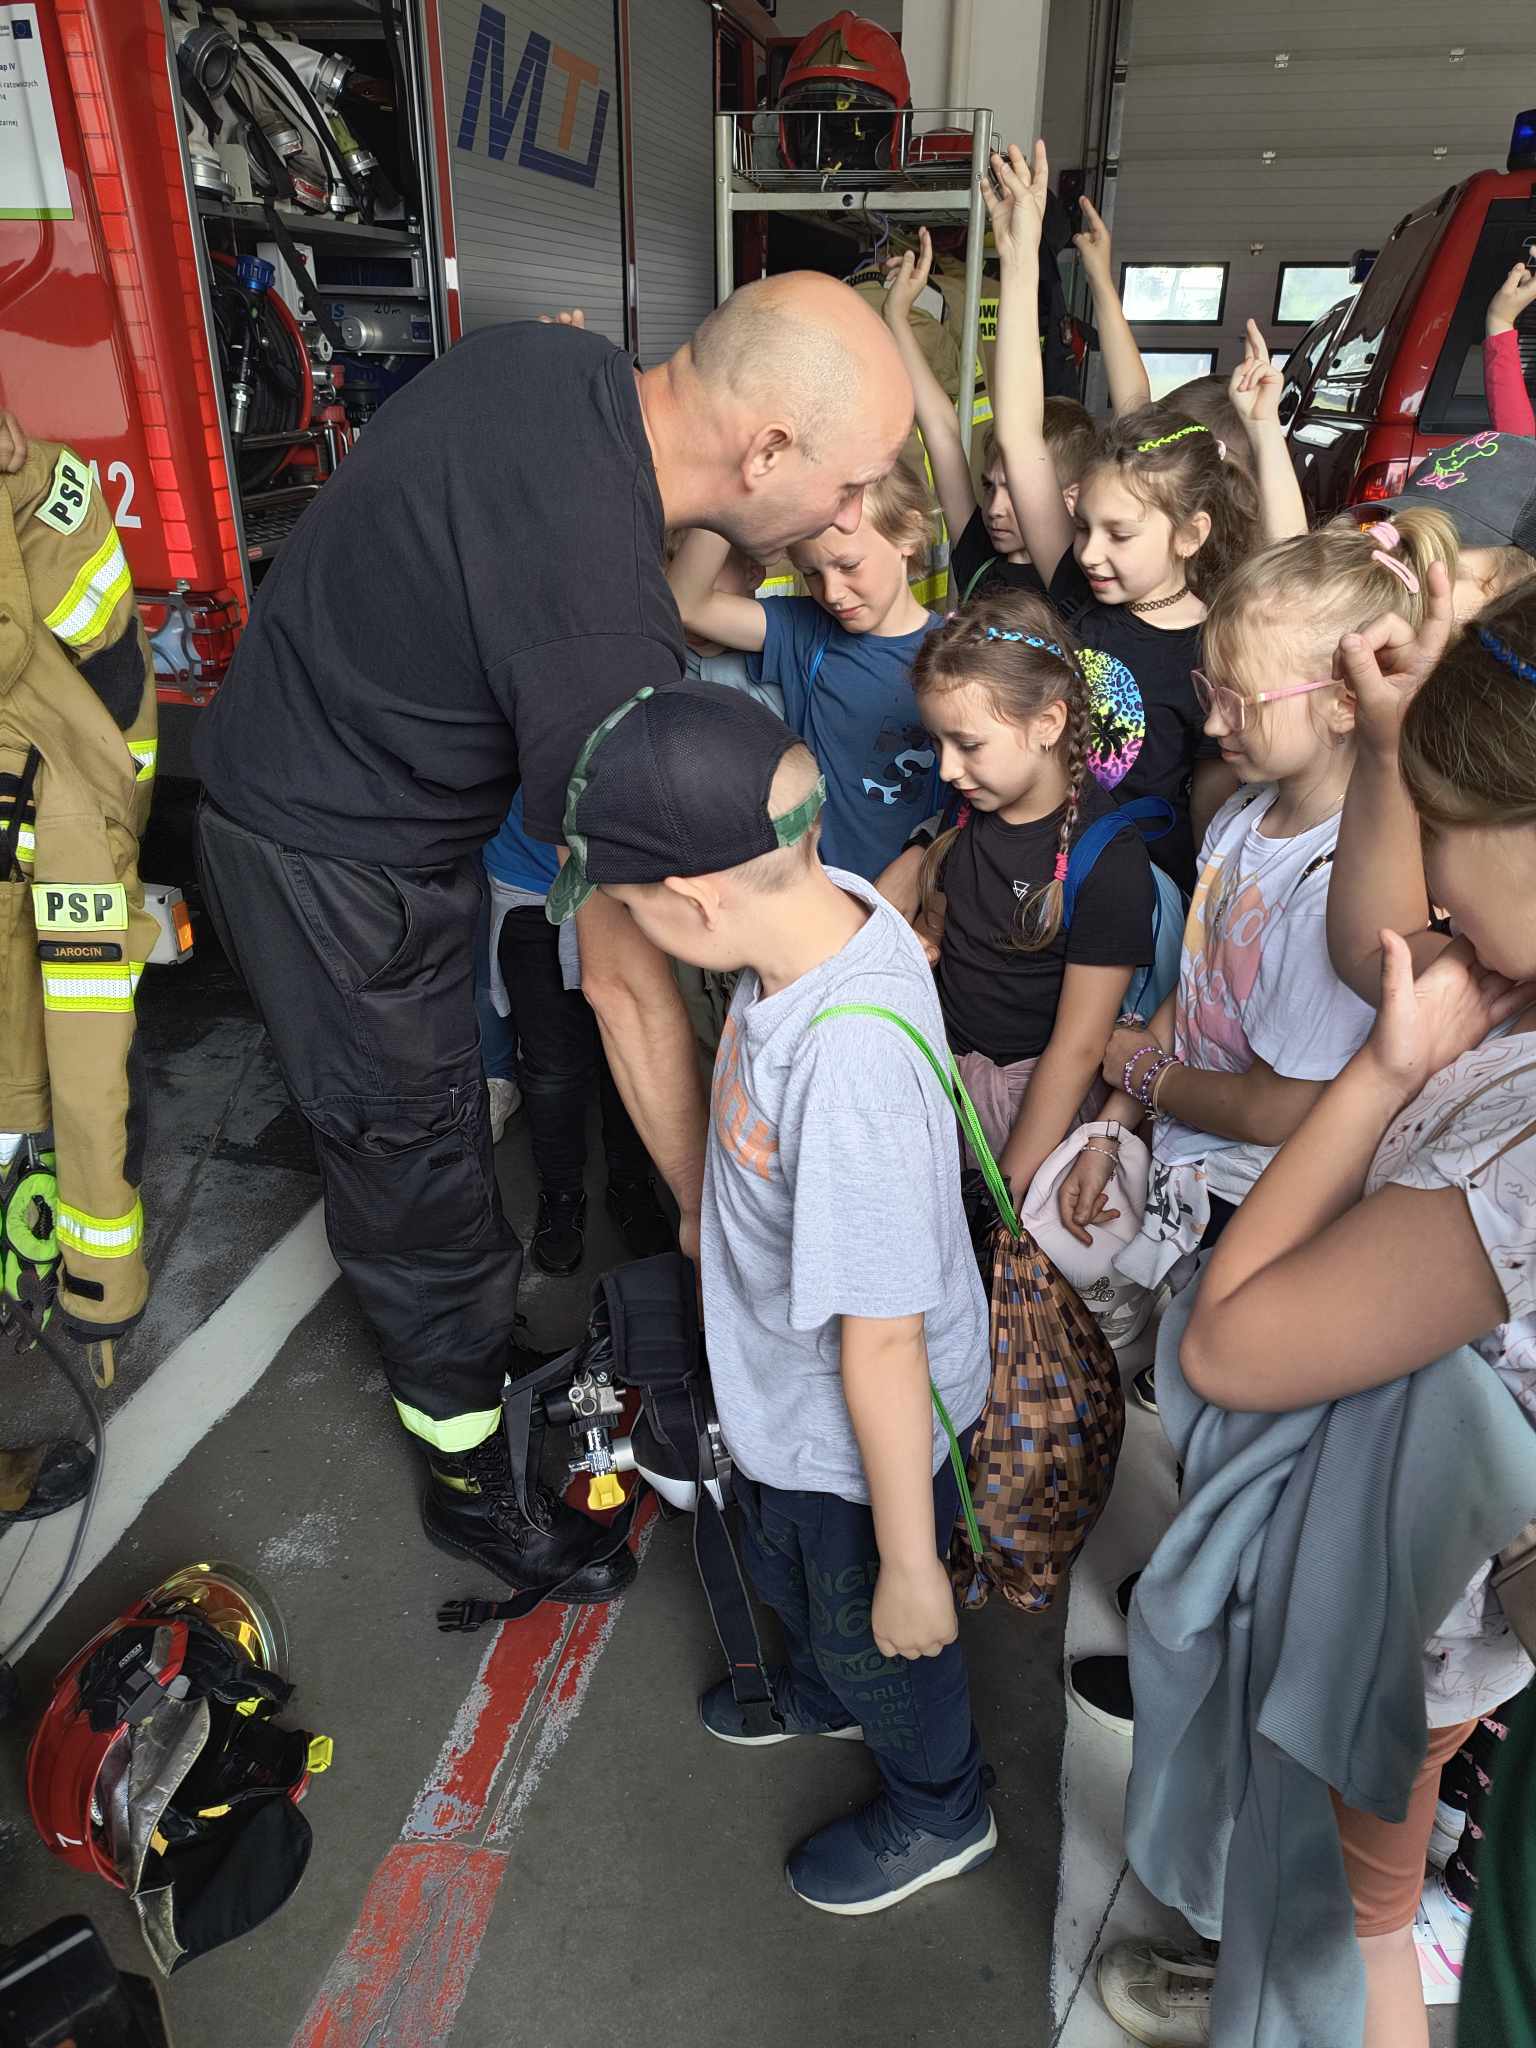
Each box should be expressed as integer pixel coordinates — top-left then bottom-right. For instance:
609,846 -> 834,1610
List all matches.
1079,1144 -> 1121,1162
1130,1052 -> 1178,1111
1122,1044 -> 1164,1098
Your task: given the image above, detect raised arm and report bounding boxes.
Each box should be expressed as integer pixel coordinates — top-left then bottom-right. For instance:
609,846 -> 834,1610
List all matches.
666,528 -> 768,653
1484,262 -> 1536,436
1229,320 -> 1307,543
1072,198 -> 1150,416
1326,565 -> 1456,1004
984,142 -> 1075,586
882,227 -> 979,548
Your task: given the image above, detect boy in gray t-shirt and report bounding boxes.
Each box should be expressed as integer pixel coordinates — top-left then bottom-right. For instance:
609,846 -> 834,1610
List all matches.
550,681 -> 993,1917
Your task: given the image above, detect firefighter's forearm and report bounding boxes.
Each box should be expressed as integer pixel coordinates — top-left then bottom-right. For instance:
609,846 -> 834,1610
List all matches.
575,891 -> 707,1240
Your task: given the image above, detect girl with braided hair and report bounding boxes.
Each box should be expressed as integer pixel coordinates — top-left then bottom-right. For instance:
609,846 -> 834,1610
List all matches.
910,591 -> 1156,1202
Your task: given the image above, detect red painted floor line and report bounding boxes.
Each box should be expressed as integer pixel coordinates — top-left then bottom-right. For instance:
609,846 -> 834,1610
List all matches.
291,1842 -> 506,2048
290,1486 -> 657,2048
404,1601 -> 572,1841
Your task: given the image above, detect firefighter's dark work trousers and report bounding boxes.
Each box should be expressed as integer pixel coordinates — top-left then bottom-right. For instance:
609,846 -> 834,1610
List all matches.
196,798 -> 520,1451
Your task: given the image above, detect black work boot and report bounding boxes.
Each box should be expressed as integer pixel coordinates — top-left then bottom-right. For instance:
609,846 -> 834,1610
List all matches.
421,1423 -> 636,1603
532,1189 -> 587,1276
605,1173 -> 674,1259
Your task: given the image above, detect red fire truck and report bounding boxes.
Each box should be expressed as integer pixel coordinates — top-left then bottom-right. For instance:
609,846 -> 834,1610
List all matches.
1,0 -> 724,708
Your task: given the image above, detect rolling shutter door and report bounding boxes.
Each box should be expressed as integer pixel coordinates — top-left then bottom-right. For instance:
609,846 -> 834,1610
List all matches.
436,0 -> 627,344
1110,1 -> 1528,379
628,0 -> 716,367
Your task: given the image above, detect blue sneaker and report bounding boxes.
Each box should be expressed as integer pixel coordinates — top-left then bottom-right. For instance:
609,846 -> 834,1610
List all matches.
786,1798 -> 997,1915
698,1670 -> 865,1747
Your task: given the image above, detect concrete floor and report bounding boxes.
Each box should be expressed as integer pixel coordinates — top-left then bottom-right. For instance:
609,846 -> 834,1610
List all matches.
0,779 -> 1459,2048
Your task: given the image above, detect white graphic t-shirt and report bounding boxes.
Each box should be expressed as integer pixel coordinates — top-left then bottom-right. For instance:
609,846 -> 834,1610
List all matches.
1369,1027 -> 1536,1723
1116,787 -> 1375,1292
1158,787 -> 1375,1202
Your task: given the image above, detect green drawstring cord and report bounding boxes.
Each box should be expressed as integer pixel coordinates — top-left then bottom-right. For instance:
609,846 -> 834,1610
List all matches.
810,1002 -> 1022,1565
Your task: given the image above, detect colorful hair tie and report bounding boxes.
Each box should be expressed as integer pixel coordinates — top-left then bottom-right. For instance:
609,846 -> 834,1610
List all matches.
1365,520 -> 1403,549
1476,627 -> 1536,686
1135,423 -> 1210,453
981,626 -> 1067,658
1052,851 -> 1069,883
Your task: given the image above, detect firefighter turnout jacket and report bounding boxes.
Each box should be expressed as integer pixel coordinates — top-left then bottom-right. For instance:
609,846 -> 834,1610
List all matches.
0,439 -> 157,1338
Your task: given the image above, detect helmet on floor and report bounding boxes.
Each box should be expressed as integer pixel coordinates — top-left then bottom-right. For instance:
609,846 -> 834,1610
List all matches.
778,11 -> 911,173
26,1562 -> 329,1974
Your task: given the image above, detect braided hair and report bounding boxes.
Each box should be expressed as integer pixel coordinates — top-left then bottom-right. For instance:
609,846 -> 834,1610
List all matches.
912,591 -> 1094,953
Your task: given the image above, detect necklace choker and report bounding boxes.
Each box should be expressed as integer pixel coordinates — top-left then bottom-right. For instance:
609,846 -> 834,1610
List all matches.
1128,586 -> 1189,613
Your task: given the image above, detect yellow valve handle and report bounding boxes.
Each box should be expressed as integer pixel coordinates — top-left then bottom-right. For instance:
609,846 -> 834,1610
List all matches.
307,1735 -> 334,1774
587,1472 -> 625,1512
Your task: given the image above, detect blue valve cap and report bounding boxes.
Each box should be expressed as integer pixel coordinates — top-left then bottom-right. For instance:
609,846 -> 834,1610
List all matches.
236,255 -> 276,294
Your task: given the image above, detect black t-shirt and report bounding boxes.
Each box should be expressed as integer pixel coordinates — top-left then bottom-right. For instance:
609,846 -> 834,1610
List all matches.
936,778 -> 1155,1066
949,508 -> 1047,608
195,324 -> 686,865
1049,554 -> 1216,891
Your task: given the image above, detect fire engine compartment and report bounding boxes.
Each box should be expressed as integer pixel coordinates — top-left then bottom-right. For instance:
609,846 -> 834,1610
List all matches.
168,0 -> 447,609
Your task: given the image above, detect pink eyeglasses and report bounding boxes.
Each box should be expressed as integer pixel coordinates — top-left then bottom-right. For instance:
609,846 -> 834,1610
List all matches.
1192,668 -> 1337,736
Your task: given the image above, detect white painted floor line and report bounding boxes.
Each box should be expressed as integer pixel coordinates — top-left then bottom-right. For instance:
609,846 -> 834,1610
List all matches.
0,1201 -> 337,1661
1051,1326 -> 1193,2048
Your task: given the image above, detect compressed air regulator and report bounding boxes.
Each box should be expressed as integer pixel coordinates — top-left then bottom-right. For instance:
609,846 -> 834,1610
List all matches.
543,1368 -> 630,1512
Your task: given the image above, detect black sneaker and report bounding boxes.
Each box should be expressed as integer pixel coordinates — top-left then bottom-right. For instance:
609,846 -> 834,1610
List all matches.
1116,1570 -> 1143,1621
421,1423 -> 635,1603
605,1174 -> 674,1259
532,1189 -> 587,1276
1068,1654 -> 1134,1734
1131,1365 -> 1159,1415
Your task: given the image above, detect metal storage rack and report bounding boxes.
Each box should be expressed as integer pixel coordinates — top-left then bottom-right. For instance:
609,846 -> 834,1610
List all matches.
713,107 -> 997,456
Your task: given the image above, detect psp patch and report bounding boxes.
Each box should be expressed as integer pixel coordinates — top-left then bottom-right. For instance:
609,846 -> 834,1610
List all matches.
34,450 -> 94,537
31,883 -> 129,934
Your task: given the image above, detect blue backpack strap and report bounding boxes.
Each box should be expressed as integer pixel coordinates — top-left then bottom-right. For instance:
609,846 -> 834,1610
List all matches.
1062,796 -> 1176,928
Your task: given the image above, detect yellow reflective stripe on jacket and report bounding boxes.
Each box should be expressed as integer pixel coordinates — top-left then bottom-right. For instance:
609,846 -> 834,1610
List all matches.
128,739 -> 157,783
756,574 -> 798,599
393,1399 -> 502,1454
57,1198 -> 143,1259
40,961 -> 143,1012
11,825 -> 34,869
43,529 -> 132,649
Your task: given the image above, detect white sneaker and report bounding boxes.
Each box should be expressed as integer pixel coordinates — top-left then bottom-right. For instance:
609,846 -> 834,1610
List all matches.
1427,1796 -> 1465,1870
1097,1937 -> 1215,2045
487,1076 -> 522,1145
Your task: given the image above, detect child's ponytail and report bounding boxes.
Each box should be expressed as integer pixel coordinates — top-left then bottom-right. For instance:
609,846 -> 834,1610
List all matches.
1014,662 -> 1094,953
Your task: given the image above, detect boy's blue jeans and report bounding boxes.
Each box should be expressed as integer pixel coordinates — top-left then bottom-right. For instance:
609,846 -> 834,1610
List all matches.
732,1461 -> 986,1838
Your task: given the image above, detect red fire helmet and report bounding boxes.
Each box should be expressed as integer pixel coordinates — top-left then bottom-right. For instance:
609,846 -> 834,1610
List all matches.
779,11 -> 911,173
26,1561 -> 289,1885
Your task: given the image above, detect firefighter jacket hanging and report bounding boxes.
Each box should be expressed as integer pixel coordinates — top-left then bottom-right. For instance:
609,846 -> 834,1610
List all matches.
0,439 -> 157,1339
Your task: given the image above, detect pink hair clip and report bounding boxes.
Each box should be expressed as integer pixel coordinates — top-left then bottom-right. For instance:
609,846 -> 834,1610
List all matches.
1364,521 -> 1419,592
1053,851 -> 1069,883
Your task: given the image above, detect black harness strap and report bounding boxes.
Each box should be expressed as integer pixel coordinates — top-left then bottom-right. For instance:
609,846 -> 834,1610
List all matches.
0,747 -> 41,883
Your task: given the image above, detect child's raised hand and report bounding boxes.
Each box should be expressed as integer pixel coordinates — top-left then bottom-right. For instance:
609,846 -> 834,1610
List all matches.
1487,261 -> 1536,336
1058,1148 -> 1120,1247
538,307 -> 586,328
1335,559 -> 1455,757
1071,196 -> 1113,287
1364,931 -> 1536,1106
982,141 -> 1049,268
1228,319 -> 1283,429
882,226 -> 934,325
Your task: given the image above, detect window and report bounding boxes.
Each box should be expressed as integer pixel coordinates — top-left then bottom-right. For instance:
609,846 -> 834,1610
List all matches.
1120,263 -> 1228,326
1421,202 -> 1536,434
1270,352 -> 1290,370
1142,350 -> 1216,401
1274,265 -> 1355,326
